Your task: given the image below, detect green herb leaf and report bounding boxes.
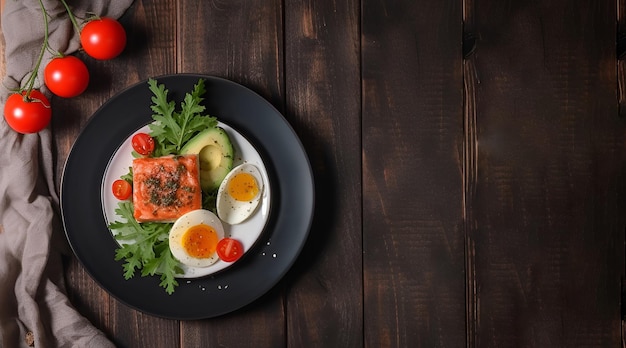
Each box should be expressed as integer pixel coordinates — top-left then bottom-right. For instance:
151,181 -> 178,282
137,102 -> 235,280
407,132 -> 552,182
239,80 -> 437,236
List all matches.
147,78 -> 217,157
120,167 -> 133,182
109,201 -> 182,294
115,243 -> 141,279
157,245 -> 183,295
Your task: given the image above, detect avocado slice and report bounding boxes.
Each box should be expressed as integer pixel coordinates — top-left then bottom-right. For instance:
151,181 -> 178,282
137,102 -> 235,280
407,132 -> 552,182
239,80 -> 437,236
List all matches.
180,127 -> 234,191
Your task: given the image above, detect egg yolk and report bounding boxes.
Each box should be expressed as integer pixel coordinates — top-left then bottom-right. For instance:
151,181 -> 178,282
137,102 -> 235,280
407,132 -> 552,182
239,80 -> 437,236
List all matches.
181,224 -> 219,258
227,173 -> 259,201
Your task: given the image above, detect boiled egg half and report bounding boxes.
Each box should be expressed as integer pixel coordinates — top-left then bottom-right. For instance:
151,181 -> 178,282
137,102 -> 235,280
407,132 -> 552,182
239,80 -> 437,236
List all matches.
216,163 -> 264,225
169,209 -> 225,267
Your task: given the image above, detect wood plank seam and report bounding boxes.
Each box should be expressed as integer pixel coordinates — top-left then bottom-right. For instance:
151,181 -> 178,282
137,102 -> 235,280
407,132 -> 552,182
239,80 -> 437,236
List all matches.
619,0 -> 626,119
615,0 -> 626,348
463,0 -> 478,346
463,55 -> 478,348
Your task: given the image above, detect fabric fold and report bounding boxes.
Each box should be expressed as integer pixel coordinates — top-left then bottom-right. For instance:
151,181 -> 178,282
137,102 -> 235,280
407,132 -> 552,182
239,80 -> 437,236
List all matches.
1,1 -> 134,347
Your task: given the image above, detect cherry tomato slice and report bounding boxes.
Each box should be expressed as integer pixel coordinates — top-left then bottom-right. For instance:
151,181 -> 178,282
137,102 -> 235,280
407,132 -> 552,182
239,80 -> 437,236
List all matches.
112,179 -> 132,200
216,238 -> 244,262
131,133 -> 155,156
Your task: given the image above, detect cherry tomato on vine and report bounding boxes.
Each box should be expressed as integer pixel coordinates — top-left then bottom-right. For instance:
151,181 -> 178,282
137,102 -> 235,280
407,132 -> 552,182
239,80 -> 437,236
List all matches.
44,56 -> 90,98
112,179 -> 132,200
131,133 -> 155,156
3,90 -> 52,134
216,238 -> 244,262
80,17 -> 126,60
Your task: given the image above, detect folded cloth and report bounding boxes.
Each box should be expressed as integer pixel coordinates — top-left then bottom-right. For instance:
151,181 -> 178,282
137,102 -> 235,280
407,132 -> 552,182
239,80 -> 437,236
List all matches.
0,1 -> 133,347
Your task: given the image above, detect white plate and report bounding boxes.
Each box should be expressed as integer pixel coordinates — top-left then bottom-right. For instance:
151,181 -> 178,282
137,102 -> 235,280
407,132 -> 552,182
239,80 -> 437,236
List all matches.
101,122 -> 271,278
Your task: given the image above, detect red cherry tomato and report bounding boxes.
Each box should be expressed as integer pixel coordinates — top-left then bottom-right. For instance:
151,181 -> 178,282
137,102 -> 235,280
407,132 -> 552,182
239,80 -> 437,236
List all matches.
3,90 -> 52,134
216,238 -> 244,263
80,17 -> 126,60
44,56 -> 90,98
131,133 -> 155,156
112,179 -> 132,200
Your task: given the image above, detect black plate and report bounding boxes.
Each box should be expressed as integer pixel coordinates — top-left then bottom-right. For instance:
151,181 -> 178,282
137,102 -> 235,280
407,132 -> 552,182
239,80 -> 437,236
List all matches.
60,74 -> 314,319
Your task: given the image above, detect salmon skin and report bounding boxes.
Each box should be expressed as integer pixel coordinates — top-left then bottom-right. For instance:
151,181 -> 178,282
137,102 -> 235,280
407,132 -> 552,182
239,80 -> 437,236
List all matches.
132,155 -> 202,222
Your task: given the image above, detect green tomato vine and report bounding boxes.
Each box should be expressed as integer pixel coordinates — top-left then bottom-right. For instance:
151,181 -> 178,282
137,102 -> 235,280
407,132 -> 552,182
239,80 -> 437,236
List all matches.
21,0 -> 83,100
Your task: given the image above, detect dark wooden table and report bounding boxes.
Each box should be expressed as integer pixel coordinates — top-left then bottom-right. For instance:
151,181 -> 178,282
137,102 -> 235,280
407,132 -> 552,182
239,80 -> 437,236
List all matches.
4,0 -> 626,346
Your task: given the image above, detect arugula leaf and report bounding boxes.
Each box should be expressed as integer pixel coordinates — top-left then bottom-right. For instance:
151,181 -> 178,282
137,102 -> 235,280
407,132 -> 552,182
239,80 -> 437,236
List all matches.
120,167 -> 133,182
147,78 -> 217,157
110,201 -> 183,294
155,244 -> 183,295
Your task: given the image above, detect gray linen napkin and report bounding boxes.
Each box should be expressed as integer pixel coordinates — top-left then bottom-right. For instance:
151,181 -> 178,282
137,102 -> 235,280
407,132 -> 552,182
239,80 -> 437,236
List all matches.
1,1 -> 133,347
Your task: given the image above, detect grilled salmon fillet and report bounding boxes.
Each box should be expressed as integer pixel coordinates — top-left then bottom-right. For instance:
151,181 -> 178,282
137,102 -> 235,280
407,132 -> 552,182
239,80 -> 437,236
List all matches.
132,155 -> 202,222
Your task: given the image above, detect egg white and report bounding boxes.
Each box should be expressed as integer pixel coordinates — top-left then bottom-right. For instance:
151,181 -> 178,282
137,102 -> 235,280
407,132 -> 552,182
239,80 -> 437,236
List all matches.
216,163 -> 264,225
169,209 -> 225,267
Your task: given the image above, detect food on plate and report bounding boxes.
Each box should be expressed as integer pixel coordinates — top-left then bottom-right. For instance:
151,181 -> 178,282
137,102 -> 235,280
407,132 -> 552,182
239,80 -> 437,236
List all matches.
169,209 -> 225,267
110,79 -> 222,294
111,179 -> 132,200
110,202 -> 182,295
132,155 -> 202,222
147,78 -> 217,157
131,132 -> 155,156
108,78 -> 267,294
216,238 -> 244,263
180,127 -> 234,191
216,163 -> 264,225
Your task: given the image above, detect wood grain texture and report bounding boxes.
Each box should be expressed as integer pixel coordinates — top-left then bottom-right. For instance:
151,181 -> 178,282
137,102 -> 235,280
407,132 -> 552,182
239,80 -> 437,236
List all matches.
284,0 -> 363,346
178,0 -> 284,106
466,0 -> 626,346
1,0 -> 624,346
620,0 -> 626,119
362,0 -> 466,347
